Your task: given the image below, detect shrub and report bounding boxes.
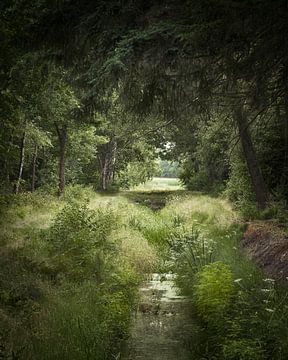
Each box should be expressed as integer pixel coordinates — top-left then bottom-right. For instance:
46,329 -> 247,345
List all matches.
63,184 -> 95,202
171,229 -> 215,294
47,202 -> 117,282
194,262 -> 235,323
223,339 -> 266,360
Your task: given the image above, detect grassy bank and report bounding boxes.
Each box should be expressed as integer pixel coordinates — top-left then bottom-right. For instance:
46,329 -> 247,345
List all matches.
0,186 -> 158,360
161,195 -> 288,359
1,185 -> 288,359
114,189 -> 288,359
131,177 -> 183,191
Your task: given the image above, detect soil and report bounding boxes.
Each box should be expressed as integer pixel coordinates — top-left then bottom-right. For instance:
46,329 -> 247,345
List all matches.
242,220 -> 288,280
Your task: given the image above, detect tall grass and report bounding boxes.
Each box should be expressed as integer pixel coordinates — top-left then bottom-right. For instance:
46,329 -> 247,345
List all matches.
131,177 -> 183,191
2,186 -> 288,359
0,188 -> 158,359
162,193 -> 288,360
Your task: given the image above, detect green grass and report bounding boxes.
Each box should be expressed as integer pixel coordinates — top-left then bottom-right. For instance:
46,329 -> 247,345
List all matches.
131,177 -> 183,191
2,184 -> 288,360
0,188 -> 158,359
160,195 -> 288,360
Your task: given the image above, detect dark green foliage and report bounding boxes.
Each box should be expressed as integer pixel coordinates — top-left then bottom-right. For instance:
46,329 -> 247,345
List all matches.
174,221 -> 288,360
178,114 -> 230,194
224,153 -> 258,218
47,202 -> 117,282
194,262 -> 235,323
2,0 -> 288,358
171,229 -> 215,293
1,0 -> 288,211
0,198 -> 139,360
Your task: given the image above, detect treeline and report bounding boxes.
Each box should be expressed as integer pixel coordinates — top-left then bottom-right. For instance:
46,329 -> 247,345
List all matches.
0,3 -> 159,194
155,160 -> 180,178
0,57 -> 157,194
1,0 -> 288,211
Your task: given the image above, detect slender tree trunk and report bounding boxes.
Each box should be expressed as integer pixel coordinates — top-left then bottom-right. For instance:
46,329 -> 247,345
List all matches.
102,155 -> 109,190
233,105 -> 268,209
98,138 -> 117,191
4,132 -> 14,189
31,143 -> 38,192
14,131 -> 26,194
55,123 -> 67,197
283,91 -> 288,175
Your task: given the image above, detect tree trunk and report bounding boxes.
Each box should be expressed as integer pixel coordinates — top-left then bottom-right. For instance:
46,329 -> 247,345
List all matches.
98,138 -> 117,191
14,131 -> 26,194
233,105 -> 268,209
283,91 -> 288,176
4,132 -> 14,189
31,143 -> 38,192
55,123 -> 67,197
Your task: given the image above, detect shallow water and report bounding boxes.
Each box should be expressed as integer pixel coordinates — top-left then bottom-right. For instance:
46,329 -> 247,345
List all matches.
123,273 -> 192,360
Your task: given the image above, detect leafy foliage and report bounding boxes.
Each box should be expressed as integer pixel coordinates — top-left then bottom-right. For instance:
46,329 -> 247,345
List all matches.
47,202 -> 117,281
2,1 -> 288,359
194,262 -> 235,323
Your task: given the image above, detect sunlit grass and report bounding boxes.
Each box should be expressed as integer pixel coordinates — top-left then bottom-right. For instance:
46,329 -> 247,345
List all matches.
131,177 -> 183,191
3,184 -> 287,359
162,193 -> 239,228
112,228 -> 158,274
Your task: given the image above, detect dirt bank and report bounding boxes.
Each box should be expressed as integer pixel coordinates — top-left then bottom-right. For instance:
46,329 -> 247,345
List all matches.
242,221 -> 288,280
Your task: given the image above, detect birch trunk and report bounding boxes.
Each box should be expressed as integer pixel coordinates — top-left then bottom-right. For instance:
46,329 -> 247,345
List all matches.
14,131 -> 26,194
31,143 -> 38,192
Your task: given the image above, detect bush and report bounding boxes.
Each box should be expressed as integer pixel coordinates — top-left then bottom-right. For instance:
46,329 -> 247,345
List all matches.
47,202 -> 117,282
172,229 -> 215,295
194,262 -> 235,324
1,190 -> 160,360
224,155 -> 262,220
223,339 -> 265,360
180,171 -> 224,194
167,194 -> 288,359
63,184 -> 95,202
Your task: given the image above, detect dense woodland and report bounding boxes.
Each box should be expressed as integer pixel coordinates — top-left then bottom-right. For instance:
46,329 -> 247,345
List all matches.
1,1 -> 288,359
0,0 -> 287,210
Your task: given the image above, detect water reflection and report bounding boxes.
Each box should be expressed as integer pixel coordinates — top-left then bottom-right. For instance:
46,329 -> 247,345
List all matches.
123,273 -> 192,360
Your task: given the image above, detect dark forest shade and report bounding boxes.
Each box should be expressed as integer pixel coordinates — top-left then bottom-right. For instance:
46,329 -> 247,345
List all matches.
1,0 -> 288,206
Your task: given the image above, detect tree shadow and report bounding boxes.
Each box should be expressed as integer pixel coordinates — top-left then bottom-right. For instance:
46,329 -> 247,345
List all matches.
123,190 -> 187,211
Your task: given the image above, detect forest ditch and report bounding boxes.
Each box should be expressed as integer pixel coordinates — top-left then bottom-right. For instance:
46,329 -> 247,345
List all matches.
1,183 -> 288,359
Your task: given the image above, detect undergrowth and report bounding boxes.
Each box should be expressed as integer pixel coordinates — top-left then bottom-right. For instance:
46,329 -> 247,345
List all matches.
1,187 -> 288,359
165,194 -> 288,360
0,188 -> 157,359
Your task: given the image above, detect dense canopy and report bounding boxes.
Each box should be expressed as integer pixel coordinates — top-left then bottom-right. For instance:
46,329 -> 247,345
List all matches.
2,1 -> 288,359
1,0 -> 288,210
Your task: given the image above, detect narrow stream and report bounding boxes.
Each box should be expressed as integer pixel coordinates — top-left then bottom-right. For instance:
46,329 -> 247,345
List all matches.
124,273 -> 193,360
